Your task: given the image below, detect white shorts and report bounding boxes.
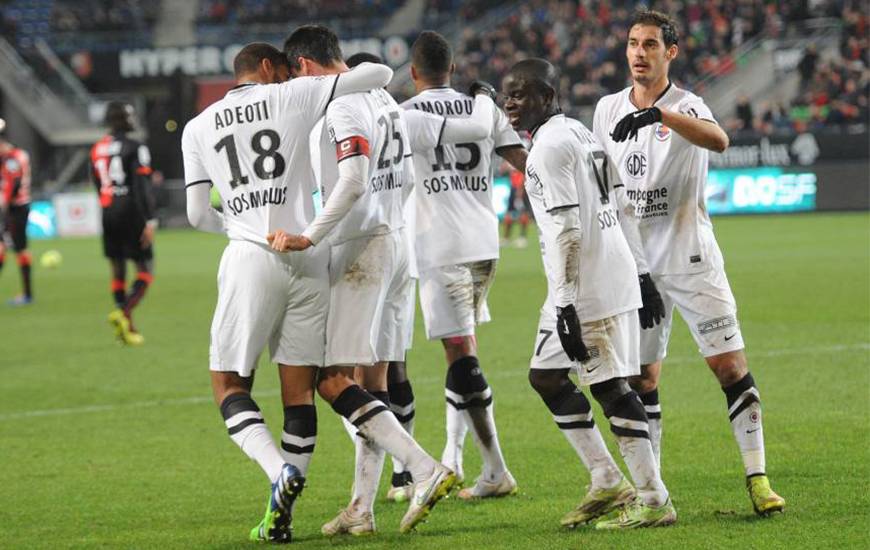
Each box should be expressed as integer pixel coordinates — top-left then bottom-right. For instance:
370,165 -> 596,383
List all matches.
209,240 -> 328,377
326,231 -> 411,365
530,309 -> 640,386
419,259 -> 496,340
640,267 -> 745,364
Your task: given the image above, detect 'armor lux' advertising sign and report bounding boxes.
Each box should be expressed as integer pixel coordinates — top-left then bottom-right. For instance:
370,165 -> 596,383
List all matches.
711,131 -> 869,168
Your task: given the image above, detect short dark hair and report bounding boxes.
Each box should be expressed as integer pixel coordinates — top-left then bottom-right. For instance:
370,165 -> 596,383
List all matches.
233,42 -> 286,77
104,101 -> 134,132
283,25 -> 343,72
411,30 -> 452,80
630,9 -> 679,47
346,52 -> 382,68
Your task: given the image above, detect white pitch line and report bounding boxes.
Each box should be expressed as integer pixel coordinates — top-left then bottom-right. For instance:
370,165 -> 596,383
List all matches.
1,342 -> 867,422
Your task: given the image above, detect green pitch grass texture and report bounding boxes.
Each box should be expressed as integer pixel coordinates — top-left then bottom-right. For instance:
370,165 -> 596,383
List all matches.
1,213 -> 867,549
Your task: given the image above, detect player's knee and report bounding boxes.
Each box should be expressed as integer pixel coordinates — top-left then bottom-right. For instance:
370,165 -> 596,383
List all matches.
708,352 -> 748,387
528,369 -> 569,400
211,373 -> 252,406
589,378 -> 633,416
316,369 -> 354,403
443,336 -> 474,361
629,374 -> 658,394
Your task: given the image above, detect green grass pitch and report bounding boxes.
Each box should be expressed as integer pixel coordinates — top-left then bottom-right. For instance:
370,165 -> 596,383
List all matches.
0,212 -> 867,549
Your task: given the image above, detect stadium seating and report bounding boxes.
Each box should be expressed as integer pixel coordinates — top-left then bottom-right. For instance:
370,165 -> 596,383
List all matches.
726,5 -> 867,134
450,0 -> 852,119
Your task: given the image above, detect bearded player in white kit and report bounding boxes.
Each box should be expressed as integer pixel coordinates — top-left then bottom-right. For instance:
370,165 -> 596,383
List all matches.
503,58 -> 675,529
183,42 -> 439,542
593,10 -> 784,516
401,30 -> 528,499
268,25 -> 456,536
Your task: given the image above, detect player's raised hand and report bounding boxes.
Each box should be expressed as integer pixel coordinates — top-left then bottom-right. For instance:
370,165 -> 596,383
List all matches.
611,107 -> 662,142
638,273 -> 666,329
555,304 -> 591,362
267,230 -> 312,252
468,80 -> 498,101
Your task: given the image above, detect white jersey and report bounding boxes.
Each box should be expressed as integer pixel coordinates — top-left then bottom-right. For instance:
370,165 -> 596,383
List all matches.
526,115 -> 641,322
182,77 -> 340,243
310,88 -> 412,245
593,83 -> 723,275
401,87 -> 522,271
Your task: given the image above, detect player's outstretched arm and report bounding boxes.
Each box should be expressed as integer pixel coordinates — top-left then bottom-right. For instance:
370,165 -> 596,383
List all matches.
659,109 -> 729,153
439,94 -> 495,144
332,62 -> 394,98
186,182 -> 225,234
404,94 -> 496,154
496,146 -> 527,173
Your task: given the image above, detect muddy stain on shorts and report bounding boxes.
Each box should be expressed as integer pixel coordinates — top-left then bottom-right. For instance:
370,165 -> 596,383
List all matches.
581,316 -> 615,367
344,235 -> 386,288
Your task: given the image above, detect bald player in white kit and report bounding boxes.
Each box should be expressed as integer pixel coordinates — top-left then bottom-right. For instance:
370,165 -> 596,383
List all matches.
593,9 -> 784,516
503,57 -> 675,530
182,42 -> 434,542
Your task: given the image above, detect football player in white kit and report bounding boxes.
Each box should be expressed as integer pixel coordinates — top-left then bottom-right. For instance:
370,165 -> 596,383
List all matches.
502,58 -> 675,529
182,42 -> 408,542
344,51 -> 419,504
267,25 -> 457,536
401,31 -> 528,499
592,10 -> 784,516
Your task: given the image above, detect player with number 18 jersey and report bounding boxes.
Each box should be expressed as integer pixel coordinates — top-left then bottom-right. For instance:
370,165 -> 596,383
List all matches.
182,62 -> 392,375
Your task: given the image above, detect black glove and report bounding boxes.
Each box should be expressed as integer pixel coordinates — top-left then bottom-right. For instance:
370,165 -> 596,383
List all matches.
610,107 -> 662,142
468,80 -> 497,101
556,304 -> 590,362
638,273 -> 666,329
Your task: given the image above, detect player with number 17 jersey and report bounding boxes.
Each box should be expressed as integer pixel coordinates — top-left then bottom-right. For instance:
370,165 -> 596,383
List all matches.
528,114 -> 640,319
526,114 -> 641,382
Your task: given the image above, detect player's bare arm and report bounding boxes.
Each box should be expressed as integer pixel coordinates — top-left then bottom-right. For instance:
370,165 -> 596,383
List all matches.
659,109 -> 729,152
496,145 -> 527,173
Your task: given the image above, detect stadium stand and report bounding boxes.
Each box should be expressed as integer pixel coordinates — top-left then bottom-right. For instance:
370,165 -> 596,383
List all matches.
449,0 -> 852,116
197,0 -> 400,24
725,4 -> 867,134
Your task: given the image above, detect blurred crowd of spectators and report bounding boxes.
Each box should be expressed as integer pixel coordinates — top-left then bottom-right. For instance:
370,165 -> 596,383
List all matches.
728,5 -> 867,134
197,0 -> 399,24
51,0 -> 158,32
451,0 -> 850,115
